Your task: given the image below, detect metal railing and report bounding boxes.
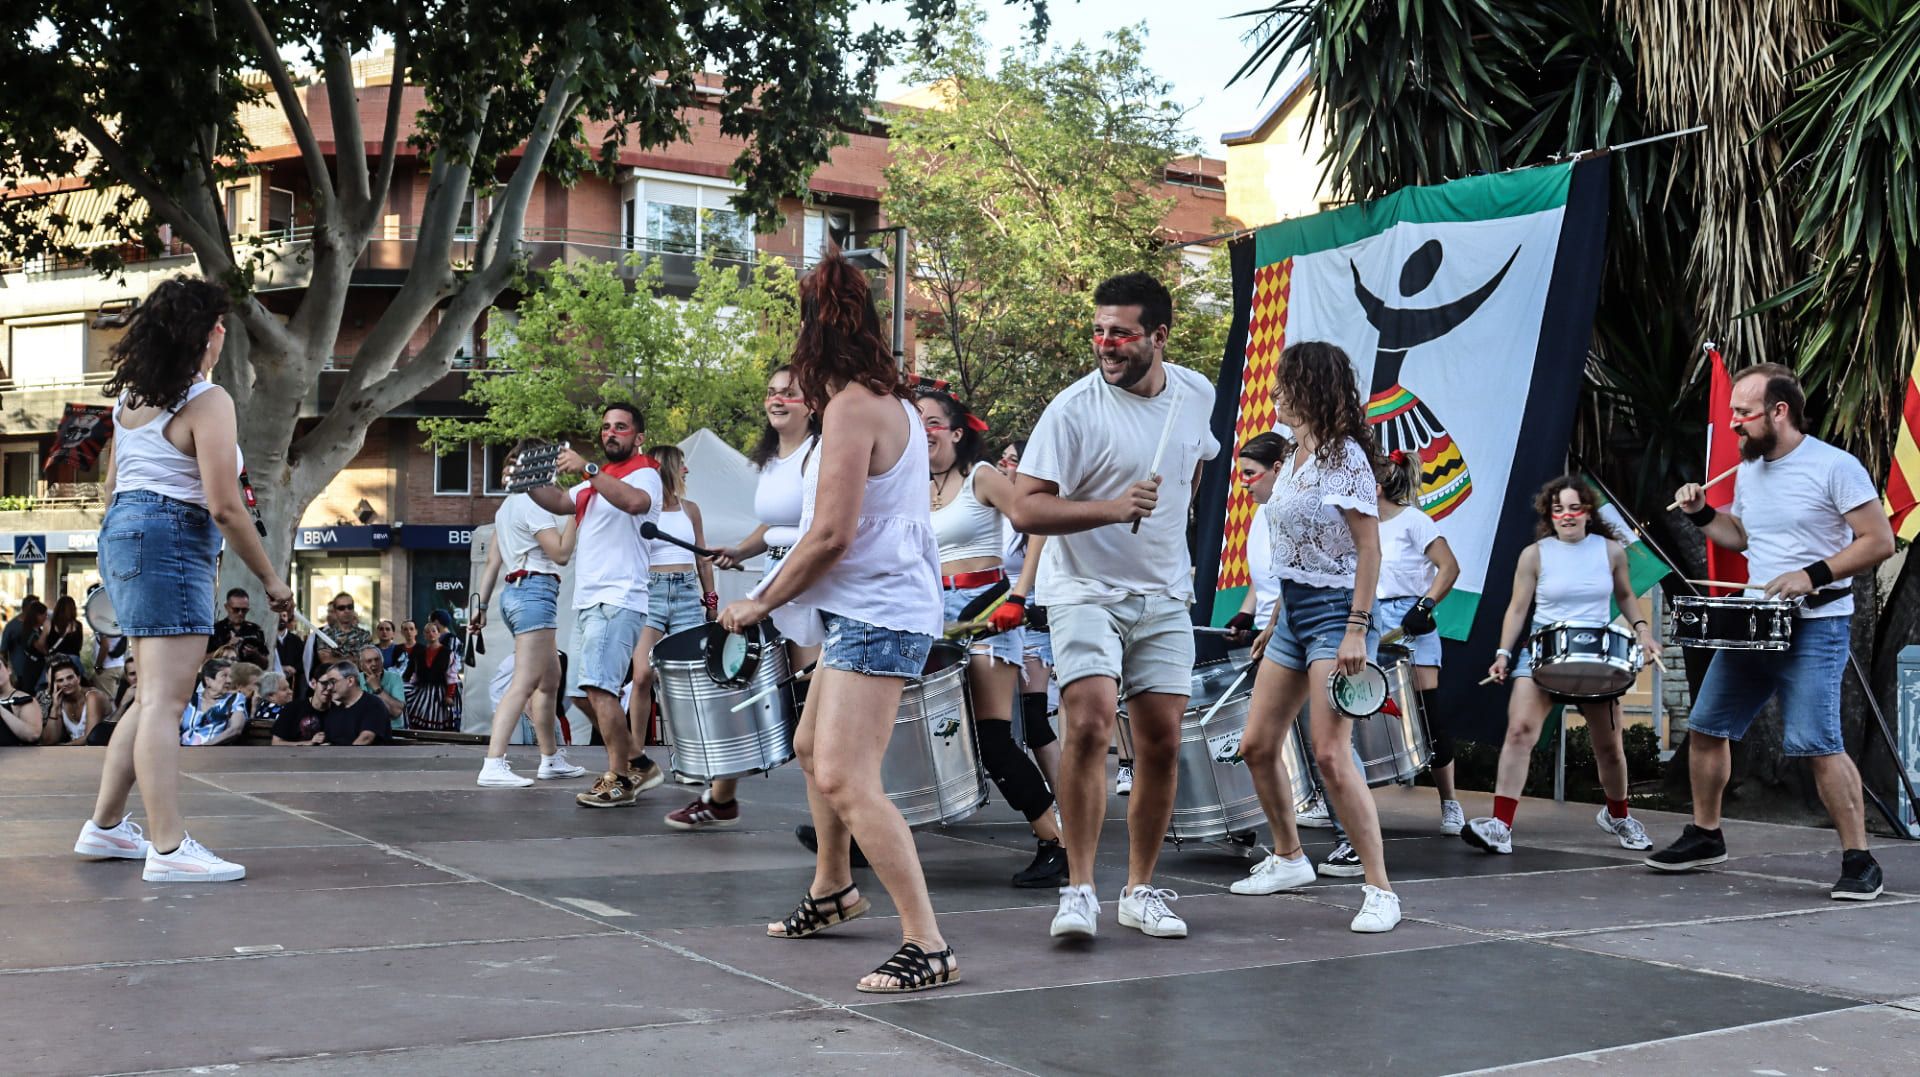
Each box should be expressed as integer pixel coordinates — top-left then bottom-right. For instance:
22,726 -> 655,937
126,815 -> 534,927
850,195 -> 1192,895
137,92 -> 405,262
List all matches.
1,237 -> 196,276
0,482 -> 106,512
0,370 -> 114,395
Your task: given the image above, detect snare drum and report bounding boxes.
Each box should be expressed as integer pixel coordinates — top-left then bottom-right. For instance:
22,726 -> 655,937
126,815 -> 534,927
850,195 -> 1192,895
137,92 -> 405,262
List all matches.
1527,621 -> 1644,700
652,624 -> 796,781
1669,594 -> 1797,651
882,641 -> 989,827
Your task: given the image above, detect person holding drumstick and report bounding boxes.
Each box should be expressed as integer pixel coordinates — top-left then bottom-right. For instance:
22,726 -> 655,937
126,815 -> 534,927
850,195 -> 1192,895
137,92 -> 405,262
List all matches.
1646,363 -> 1892,899
625,444 -> 716,766
1470,475 -> 1659,856
72,276 -> 295,880
1226,342 -> 1400,932
718,252 -> 955,994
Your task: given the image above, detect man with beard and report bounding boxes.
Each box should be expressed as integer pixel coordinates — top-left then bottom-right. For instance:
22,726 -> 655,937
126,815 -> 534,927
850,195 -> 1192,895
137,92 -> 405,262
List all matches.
1650,362 -> 1895,899
1009,272 -> 1218,942
522,403 -> 666,807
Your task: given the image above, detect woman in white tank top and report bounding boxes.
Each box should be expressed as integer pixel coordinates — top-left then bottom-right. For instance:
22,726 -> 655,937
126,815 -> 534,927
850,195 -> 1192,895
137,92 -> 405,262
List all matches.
626,443 -> 717,758
1471,475 -> 1661,858
718,253 -> 954,994
75,277 -> 294,886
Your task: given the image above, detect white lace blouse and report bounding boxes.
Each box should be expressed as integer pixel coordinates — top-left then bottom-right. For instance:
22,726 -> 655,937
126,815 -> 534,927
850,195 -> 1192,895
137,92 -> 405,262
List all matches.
1263,436 -> 1378,589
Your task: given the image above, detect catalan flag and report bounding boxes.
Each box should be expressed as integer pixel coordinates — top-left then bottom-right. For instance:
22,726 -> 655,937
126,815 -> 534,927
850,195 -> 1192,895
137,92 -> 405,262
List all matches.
1886,346 -> 1920,541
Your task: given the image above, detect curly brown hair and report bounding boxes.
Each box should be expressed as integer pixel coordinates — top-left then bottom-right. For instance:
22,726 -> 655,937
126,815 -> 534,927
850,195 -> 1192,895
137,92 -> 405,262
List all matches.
1276,341 -> 1376,466
1532,474 -> 1622,541
105,275 -> 230,410
791,251 -> 904,413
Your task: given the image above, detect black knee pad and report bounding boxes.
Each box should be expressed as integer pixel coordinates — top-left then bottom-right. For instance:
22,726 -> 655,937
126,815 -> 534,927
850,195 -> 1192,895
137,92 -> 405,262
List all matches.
1419,690 -> 1453,769
1020,693 -> 1057,750
975,718 -> 1055,821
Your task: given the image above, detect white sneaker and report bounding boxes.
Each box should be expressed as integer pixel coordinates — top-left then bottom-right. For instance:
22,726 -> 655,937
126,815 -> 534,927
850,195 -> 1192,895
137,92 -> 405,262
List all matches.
537,752 -> 587,780
1114,764 -> 1133,797
74,815 -> 150,859
1350,884 -> 1402,933
1230,853 -> 1317,895
1050,884 -> 1099,939
1462,816 -> 1513,855
143,835 -> 245,883
1439,800 -> 1466,836
1296,797 -> 1335,829
477,758 -> 535,788
1597,808 -> 1653,851
1117,885 -> 1187,939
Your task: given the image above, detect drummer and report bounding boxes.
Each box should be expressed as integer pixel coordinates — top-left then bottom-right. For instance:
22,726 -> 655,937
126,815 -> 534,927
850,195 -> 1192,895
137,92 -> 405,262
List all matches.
920,390 -> 1067,888
1472,475 -> 1660,856
998,438 -> 1062,797
1230,341 -> 1399,933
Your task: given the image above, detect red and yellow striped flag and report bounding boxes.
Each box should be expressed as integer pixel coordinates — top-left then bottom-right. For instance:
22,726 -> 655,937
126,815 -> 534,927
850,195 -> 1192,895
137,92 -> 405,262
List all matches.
1887,346 -> 1920,541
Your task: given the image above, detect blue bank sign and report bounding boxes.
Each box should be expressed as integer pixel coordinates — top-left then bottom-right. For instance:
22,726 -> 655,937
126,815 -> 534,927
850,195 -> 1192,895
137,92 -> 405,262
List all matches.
295,525 -> 392,550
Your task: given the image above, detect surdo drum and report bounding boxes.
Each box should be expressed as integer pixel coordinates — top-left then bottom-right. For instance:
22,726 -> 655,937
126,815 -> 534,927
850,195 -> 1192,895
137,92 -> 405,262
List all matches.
652,622 -> 797,781
1669,594 -> 1798,651
1526,621 -> 1644,700
881,640 -> 990,828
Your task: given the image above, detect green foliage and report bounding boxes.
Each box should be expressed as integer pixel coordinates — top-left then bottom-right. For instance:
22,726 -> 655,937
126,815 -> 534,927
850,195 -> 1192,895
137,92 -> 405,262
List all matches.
423,253 -> 799,453
883,13 -> 1231,438
1446,720 -> 1665,802
0,496 -> 36,512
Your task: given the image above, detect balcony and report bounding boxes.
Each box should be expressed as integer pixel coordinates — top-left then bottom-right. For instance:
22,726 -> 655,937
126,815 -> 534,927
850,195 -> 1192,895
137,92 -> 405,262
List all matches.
0,372 -> 114,436
0,481 -> 106,535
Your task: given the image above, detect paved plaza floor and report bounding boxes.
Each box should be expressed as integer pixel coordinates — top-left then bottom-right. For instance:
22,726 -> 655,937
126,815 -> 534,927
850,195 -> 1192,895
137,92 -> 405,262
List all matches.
4,744 -> 1919,1076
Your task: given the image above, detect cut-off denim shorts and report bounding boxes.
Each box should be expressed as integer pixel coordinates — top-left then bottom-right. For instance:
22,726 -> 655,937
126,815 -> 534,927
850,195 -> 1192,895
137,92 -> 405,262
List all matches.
1263,581 -> 1381,671
1374,595 -> 1443,666
821,612 -> 933,679
646,570 -> 708,634
943,581 -> 1022,665
499,573 -> 560,635
100,490 -> 220,637
1685,613 -> 1849,757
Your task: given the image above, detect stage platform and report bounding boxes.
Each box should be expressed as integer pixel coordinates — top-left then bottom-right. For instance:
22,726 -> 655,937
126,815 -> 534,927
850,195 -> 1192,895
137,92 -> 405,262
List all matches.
4,745 -> 1918,1076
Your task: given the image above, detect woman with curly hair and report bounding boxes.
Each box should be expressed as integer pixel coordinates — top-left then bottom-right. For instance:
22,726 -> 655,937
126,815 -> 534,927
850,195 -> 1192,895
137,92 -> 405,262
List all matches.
717,251 -> 954,994
1227,340 -> 1400,933
1467,475 -> 1660,856
72,275 -> 294,882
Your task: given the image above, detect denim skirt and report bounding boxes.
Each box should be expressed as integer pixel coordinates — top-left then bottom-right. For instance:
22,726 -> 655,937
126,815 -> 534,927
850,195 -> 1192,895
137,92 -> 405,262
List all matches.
100,490 -> 221,637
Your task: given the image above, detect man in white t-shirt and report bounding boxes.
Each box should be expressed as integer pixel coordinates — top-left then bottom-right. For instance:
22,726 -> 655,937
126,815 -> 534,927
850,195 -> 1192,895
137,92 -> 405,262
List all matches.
1652,363 -> 1895,900
524,402 -> 665,808
1011,272 -> 1219,943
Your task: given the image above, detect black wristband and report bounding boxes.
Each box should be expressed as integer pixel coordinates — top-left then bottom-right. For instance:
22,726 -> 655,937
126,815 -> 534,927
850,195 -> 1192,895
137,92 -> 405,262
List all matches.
1684,504 -> 1717,526
1804,560 -> 1835,589
1004,593 -> 1027,608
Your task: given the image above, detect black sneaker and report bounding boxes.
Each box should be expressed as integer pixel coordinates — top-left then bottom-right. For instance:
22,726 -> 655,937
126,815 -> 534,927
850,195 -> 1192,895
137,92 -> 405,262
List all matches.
1832,850 -> 1884,901
1012,838 -> 1068,888
1643,824 -> 1727,872
794,824 -> 869,869
1317,841 -> 1364,878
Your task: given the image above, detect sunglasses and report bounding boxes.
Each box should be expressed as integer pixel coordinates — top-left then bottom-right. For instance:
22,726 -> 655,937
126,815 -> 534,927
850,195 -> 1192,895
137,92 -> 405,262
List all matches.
331,603 -> 353,612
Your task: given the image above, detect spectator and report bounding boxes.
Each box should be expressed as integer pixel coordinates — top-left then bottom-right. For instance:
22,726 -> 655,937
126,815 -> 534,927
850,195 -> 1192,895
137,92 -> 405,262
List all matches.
207,588 -> 267,657
91,608 -> 130,702
263,672 -> 321,745
45,596 -> 86,669
38,657 -> 111,745
228,661 -> 263,702
324,593 -> 373,654
89,658 -> 138,745
402,617 -> 461,731
299,660 -> 392,746
400,620 -> 418,652
2,598 -> 50,694
179,659 -> 247,746
0,654 -> 49,746
374,619 -> 407,672
270,606 -> 305,685
358,645 -> 405,726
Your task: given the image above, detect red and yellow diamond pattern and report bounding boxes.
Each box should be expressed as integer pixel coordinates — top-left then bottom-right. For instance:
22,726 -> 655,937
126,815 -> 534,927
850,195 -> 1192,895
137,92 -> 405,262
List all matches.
1217,259 -> 1291,591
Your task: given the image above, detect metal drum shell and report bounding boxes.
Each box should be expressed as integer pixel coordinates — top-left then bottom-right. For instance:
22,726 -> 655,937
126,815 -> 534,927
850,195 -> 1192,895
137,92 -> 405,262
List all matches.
1351,646 -> 1432,787
882,640 -> 989,828
652,624 -> 797,781
1668,595 -> 1796,652
1119,658 -> 1300,844
1527,621 -> 1642,700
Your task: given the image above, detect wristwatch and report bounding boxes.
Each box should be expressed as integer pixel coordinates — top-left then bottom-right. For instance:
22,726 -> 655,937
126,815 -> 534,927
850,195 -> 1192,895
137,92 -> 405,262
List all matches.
583,463 -> 601,478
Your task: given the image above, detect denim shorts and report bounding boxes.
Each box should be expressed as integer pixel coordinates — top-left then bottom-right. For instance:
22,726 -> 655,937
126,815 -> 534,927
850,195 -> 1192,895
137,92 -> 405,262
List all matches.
1051,595 -> 1194,699
1375,595 -> 1442,666
573,603 -> 646,694
943,582 -> 1022,665
1686,614 -> 1849,756
1024,627 -> 1054,668
821,612 -> 933,679
646,571 -> 708,634
1264,581 -> 1380,671
100,491 -> 220,637
1508,620 -> 1549,679
499,574 -> 560,635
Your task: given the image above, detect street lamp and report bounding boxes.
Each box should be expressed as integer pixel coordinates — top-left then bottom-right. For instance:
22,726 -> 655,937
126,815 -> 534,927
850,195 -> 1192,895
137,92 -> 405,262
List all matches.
843,226 -> 908,370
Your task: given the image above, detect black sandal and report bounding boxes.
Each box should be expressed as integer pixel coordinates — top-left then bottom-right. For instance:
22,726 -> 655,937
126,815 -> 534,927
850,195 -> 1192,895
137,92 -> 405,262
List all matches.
766,883 -> 870,939
855,942 -> 961,994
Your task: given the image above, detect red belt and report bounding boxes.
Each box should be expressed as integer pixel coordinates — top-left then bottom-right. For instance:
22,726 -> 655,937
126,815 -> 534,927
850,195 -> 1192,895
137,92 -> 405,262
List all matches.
941,568 -> 1005,590
505,570 -> 560,584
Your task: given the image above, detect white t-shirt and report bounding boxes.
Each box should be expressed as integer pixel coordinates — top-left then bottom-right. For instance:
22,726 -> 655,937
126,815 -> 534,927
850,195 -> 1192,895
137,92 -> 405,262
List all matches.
494,494 -> 565,576
568,465 -> 664,613
1732,435 -> 1879,618
1021,364 -> 1220,605
1376,506 -> 1441,600
1245,501 -> 1279,624
1263,437 -> 1378,589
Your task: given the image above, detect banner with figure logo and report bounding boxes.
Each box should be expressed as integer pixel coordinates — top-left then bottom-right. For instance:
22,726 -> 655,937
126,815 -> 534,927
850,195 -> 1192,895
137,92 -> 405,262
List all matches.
1194,160 -> 1611,691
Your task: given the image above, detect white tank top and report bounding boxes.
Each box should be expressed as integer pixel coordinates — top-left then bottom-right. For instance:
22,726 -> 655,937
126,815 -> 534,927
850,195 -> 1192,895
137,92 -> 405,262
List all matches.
930,462 -> 1004,564
1534,533 -> 1613,624
753,437 -> 814,549
648,506 -> 696,567
113,381 -> 241,506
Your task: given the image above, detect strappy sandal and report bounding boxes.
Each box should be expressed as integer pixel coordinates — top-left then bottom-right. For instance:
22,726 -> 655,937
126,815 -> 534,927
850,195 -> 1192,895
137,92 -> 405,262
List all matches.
856,941 -> 961,994
766,882 -> 870,939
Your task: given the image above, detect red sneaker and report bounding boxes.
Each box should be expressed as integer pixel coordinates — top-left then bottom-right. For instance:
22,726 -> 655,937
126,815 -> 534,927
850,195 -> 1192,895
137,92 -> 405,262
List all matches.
664,795 -> 740,831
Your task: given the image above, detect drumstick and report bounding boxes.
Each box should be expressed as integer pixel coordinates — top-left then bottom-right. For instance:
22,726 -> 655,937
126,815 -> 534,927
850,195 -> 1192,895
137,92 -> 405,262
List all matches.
1195,664 -> 1253,726
1478,675 -> 1498,686
944,593 -> 1012,638
728,660 -> 818,713
1379,628 -> 1405,647
1665,464 -> 1739,512
293,610 -> 338,650
1130,379 -> 1184,534
1683,578 -> 1753,590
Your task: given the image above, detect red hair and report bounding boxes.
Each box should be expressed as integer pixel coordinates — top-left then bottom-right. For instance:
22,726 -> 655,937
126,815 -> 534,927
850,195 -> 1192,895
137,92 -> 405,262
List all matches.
791,251 -> 904,412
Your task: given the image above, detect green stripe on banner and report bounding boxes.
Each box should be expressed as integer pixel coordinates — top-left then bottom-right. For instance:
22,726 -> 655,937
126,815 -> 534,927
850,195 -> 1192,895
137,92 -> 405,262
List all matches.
1434,590 -> 1480,640
1255,163 -> 1573,265
1209,585 -> 1250,628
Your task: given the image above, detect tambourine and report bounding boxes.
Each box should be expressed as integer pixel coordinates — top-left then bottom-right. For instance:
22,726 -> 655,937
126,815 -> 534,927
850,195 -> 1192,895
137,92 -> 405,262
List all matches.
84,584 -> 120,637
1326,661 -> 1389,718
704,620 -> 771,688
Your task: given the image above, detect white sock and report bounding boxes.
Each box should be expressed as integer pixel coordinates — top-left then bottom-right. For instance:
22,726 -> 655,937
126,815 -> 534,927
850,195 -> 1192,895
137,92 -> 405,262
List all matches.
541,753 -> 557,763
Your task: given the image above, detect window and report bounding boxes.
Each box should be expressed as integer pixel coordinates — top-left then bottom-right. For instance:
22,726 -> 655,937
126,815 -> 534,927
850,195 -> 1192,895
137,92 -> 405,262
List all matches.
624,176 -> 754,260
484,309 -> 518,361
2,449 -> 36,497
265,187 -> 295,237
483,444 -> 513,495
7,321 -> 86,386
434,443 -> 471,495
224,185 -> 253,234
804,208 -> 853,267
455,190 -> 480,241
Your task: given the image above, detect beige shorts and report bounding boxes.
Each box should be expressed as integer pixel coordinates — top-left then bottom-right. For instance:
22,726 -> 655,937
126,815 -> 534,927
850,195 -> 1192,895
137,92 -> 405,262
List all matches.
1049,596 -> 1193,701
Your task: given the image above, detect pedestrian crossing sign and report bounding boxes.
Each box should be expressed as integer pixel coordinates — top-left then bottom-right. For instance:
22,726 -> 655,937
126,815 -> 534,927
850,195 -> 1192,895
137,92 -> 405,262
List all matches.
12,535 -> 47,564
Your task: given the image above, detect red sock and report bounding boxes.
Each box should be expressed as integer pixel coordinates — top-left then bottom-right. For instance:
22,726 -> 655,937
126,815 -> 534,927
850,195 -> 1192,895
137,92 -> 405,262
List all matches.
1493,796 -> 1518,827
1607,798 -> 1630,820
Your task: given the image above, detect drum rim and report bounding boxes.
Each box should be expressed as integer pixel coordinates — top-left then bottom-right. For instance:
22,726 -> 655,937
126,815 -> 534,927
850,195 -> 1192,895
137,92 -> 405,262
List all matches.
1670,594 -> 1801,610
1326,662 -> 1389,718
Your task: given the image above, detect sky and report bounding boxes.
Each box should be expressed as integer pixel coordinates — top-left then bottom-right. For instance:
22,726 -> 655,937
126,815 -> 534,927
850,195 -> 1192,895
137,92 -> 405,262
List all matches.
866,0 -> 1298,154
